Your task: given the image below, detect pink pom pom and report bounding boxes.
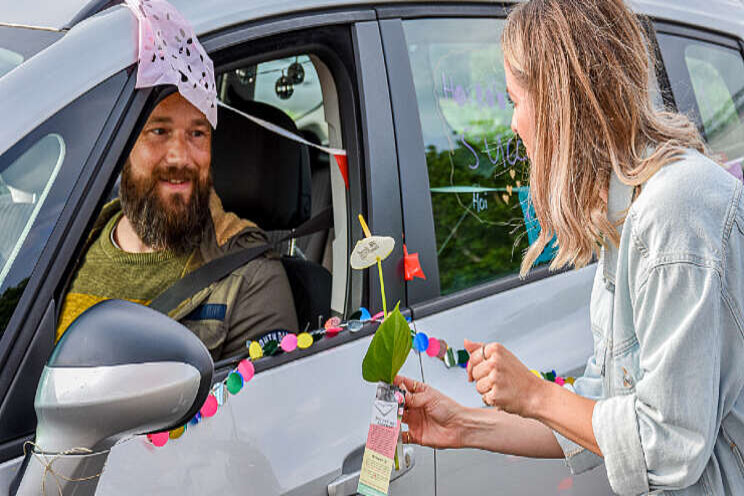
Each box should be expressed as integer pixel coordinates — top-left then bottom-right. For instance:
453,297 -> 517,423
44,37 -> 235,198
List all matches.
200,394 -> 218,418
555,376 -> 565,386
237,359 -> 254,382
148,431 -> 169,447
426,337 -> 440,357
281,334 -> 298,352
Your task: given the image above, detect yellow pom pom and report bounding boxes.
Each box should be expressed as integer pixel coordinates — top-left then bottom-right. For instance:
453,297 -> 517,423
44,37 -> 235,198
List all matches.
297,332 -> 313,349
530,369 -> 542,379
249,341 -> 263,360
169,425 -> 186,439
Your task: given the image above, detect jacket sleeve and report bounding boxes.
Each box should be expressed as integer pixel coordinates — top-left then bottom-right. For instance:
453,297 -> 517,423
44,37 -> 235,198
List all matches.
593,262 -> 722,495
221,256 -> 299,359
553,348 -> 606,474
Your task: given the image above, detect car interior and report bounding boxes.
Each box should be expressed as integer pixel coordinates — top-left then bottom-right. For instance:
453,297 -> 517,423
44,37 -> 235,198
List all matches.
94,52 -> 351,366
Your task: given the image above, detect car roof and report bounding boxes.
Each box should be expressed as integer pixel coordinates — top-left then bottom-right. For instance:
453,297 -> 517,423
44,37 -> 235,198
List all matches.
2,0 -> 744,33
1,0 -> 743,159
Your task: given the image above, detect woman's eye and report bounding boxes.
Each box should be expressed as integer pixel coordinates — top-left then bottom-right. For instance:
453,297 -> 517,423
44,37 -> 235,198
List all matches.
506,94 -> 515,107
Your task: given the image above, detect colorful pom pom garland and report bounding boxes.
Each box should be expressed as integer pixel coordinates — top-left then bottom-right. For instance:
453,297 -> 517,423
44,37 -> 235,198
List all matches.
147,309 -> 574,447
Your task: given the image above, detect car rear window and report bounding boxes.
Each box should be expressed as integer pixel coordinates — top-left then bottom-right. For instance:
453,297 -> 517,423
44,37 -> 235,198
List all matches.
0,26 -> 63,79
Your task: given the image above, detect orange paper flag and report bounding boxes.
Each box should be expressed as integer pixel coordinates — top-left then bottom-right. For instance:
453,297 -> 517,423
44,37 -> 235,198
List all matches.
403,244 -> 426,281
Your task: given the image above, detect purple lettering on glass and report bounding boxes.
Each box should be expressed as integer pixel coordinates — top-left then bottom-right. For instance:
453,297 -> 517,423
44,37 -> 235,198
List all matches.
454,85 -> 467,106
441,73 -> 455,100
474,84 -> 483,106
497,91 -> 507,110
460,133 -> 480,170
516,138 -> 528,162
506,137 -> 520,166
486,87 -> 495,108
484,135 -> 503,165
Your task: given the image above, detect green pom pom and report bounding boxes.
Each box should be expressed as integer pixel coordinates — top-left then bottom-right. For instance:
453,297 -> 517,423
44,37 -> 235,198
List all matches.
226,372 -> 244,394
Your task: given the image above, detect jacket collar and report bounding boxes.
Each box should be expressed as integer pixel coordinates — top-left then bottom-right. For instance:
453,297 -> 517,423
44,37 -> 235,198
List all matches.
602,172 -> 634,286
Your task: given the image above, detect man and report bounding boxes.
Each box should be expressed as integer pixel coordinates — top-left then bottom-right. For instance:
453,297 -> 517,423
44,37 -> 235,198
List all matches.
57,91 -> 298,360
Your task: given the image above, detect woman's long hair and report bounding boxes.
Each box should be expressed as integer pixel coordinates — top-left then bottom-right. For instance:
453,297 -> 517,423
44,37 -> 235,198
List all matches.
503,0 -> 706,277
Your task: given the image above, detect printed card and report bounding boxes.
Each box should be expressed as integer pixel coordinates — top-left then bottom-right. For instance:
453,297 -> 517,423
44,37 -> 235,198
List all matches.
357,382 -> 404,496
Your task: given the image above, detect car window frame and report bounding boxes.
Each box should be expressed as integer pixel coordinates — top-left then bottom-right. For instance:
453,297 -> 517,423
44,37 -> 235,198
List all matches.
379,5 -> 565,318
654,20 -> 744,152
0,69 -> 147,462
200,11 -> 405,374
381,5 -> 681,319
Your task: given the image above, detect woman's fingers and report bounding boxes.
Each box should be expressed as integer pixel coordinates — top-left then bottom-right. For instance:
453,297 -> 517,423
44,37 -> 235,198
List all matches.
394,375 -> 416,391
475,369 -> 499,395
464,339 -> 483,382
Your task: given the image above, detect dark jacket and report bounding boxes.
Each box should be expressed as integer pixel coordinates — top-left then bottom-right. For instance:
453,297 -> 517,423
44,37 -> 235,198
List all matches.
76,190 -> 298,360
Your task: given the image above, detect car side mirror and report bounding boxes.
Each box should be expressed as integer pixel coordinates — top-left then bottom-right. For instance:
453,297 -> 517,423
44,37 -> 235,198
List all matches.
13,299 -> 213,496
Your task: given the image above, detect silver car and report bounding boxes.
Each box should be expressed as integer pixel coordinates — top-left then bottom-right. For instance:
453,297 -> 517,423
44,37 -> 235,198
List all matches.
0,0 -> 743,494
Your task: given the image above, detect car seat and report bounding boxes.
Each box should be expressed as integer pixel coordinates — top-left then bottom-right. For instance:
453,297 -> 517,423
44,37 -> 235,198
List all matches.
211,99 -> 333,330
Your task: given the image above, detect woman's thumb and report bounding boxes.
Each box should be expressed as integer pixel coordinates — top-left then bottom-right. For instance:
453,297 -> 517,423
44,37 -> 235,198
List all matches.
463,339 -> 482,353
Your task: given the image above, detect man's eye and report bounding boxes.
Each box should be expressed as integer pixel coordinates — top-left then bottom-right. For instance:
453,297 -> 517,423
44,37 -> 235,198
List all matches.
192,130 -> 207,138
150,128 -> 167,136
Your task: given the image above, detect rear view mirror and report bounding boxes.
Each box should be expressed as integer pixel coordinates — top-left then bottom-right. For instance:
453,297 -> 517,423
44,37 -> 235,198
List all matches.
13,299 -> 213,496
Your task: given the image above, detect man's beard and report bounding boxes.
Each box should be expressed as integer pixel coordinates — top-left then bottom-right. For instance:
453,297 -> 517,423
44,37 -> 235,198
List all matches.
119,161 -> 212,255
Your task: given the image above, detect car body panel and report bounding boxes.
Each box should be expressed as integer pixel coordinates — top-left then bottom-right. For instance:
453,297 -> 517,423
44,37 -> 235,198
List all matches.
416,266 -> 612,494
94,336 -> 433,495
2,0 -> 743,157
0,0 -> 743,494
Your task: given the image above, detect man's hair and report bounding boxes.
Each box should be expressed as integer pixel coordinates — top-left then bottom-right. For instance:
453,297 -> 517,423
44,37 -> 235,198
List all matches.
502,0 -> 706,276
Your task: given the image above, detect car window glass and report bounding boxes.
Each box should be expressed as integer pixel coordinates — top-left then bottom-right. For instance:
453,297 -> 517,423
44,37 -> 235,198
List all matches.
0,26 -> 63,79
215,53 -> 344,335
0,134 -> 65,287
0,73 -> 127,337
685,43 -> 744,165
658,34 -> 744,171
402,18 -> 544,296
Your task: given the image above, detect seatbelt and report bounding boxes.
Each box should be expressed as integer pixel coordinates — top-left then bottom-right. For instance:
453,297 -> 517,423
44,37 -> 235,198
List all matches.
149,244 -> 271,314
277,205 -> 333,243
149,206 -> 334,315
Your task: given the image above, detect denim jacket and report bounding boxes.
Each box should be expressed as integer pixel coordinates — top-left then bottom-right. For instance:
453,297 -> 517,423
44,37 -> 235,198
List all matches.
554,150 -> 744,495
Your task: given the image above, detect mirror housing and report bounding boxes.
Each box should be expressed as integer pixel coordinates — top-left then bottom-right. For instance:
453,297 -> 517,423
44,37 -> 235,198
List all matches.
14,299 -> 213,495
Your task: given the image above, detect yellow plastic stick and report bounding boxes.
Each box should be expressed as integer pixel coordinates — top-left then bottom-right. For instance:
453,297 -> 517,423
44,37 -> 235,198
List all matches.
358,214 -> 372,238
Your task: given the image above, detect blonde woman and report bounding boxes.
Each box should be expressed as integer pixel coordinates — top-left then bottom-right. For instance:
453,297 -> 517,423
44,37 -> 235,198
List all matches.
396,0 -> 744,494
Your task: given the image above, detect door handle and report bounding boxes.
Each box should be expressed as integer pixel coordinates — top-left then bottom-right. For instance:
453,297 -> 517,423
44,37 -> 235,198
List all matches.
327,447 -> 416,496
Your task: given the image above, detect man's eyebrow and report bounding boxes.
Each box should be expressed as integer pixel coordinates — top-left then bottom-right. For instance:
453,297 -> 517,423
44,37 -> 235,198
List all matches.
146,116 -> 173,125
191,118 -> 210,127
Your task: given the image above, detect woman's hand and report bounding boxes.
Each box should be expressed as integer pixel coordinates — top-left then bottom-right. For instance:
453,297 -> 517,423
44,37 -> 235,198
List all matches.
394,375 -> 466,449
464,339 -> 545,418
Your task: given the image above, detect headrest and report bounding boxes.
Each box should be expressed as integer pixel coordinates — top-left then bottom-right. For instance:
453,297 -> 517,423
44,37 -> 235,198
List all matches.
212,98 -> 311,231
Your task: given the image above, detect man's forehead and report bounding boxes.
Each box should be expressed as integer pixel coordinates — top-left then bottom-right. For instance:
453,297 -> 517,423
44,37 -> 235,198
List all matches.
148,93 -> 210,126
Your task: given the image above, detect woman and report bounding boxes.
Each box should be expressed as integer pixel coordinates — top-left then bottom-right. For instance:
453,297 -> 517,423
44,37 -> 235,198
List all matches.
396,1 -> 744,494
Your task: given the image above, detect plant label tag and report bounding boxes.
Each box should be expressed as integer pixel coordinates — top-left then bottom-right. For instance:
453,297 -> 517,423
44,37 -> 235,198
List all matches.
357,382 -> 405,496
350,236 -> 395,269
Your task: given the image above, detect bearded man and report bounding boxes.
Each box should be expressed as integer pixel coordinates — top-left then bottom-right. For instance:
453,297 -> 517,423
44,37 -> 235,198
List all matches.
56,91 -> 298,360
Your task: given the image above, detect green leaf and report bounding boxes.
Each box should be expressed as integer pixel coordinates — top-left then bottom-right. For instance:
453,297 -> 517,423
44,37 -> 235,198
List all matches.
362,304 -> 412,384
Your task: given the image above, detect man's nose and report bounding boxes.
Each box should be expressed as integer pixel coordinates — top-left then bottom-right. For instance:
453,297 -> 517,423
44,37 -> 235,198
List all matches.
164,132 -> 189,165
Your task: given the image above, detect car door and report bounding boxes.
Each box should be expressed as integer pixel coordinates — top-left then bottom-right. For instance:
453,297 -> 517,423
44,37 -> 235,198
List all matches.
378,4 -> 613,495
0,58 -> 138,496
86,11 -> 435,496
